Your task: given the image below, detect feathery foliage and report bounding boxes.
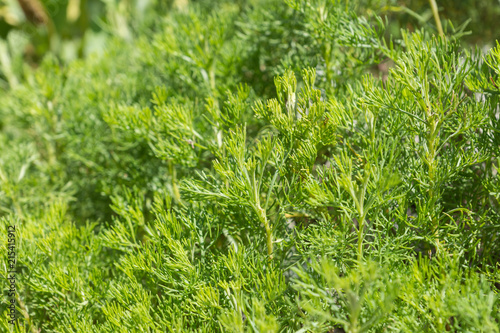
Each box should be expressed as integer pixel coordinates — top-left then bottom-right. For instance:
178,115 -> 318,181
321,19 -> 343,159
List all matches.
0,0 -> 499,332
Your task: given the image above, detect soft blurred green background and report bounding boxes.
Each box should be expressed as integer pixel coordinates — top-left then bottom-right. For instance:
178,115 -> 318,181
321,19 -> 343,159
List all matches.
0,0 -> 499,89
376,0 -> 500,45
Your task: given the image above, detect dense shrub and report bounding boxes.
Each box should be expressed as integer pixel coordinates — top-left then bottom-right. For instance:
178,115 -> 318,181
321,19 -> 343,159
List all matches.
1,0 -> 499,332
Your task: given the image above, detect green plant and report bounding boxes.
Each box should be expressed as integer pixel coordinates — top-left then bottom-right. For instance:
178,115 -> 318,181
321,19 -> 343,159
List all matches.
0,0 -> 499,332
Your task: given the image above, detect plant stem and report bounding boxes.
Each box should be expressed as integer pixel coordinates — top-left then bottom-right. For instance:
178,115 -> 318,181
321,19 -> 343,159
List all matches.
357,221 -> 363,263
257,206 -> 273,258
209,58 -> 217,97
16,293 -> 38,333
429,0 -> 444,37
425,115 -> 440,232
357,212 -> 366,263
170,160 -> 181,204
265,223 -> 273,259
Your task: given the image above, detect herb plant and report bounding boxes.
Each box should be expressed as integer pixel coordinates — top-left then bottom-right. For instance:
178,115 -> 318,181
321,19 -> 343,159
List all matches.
0,0 -> 499,332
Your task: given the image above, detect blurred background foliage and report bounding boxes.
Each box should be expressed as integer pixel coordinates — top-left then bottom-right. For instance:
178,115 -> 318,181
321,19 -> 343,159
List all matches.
366,0 -> 500,45
0,0 -> 497,93
0,0 -> 498,74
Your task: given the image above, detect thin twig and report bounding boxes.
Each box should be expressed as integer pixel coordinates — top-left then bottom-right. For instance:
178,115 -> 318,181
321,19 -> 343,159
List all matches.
16,293 -> 39,333
429,0 -> 444,37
